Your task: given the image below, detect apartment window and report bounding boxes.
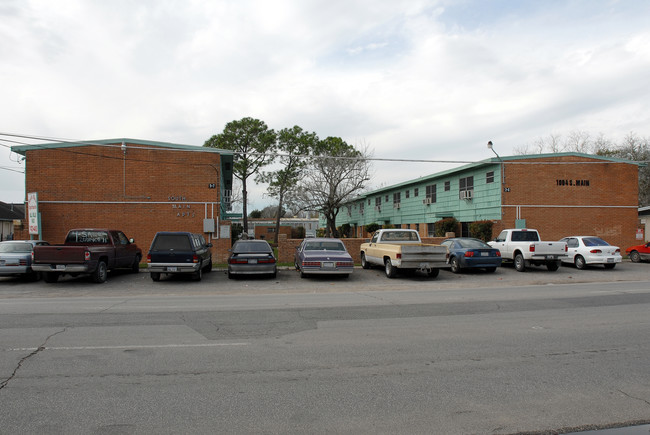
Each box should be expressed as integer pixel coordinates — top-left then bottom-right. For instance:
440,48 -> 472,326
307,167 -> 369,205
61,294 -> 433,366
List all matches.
426,184 -> 437,203
393,192 -> 401,208
405,190 -> 410,199
444,181 -> 450,191
459,176 -> 474,199
375,197 -> 381,211
415,223 -> 420,232
427,223 -> 435,237
486,171 -> 494,183
359,201 -> 365,214
385,195 -> 389,202
414,188 -> 419,197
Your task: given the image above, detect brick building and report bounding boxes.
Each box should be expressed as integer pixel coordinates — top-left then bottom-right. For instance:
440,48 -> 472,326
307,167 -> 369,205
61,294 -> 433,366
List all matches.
12,139 -> 235,263
334,153 -> 642,251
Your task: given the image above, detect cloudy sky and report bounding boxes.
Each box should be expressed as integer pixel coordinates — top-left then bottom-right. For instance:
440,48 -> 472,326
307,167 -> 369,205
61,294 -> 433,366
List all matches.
1,0 -> 649,210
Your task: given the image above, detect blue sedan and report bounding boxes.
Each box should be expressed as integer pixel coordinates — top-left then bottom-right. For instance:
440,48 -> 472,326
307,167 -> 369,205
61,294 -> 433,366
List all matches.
294,238 -> 354,278
441,238 -> 502,273
0,240 -> 50,280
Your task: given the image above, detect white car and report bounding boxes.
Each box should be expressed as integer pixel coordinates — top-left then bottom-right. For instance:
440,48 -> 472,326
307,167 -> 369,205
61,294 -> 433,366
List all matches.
559,236 -> 622,269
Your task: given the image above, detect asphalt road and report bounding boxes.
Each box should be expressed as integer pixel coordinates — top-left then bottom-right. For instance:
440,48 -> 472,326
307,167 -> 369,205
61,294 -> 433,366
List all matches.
0,263 -> 649,434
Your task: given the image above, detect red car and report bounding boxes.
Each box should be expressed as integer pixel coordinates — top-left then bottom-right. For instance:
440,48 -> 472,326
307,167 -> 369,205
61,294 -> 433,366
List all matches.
625,242 -> 650,263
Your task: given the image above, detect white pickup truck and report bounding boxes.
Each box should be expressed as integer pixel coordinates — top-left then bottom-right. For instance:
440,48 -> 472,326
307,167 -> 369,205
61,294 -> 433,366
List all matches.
488,228 -> 567,272
360,229 -> 448,278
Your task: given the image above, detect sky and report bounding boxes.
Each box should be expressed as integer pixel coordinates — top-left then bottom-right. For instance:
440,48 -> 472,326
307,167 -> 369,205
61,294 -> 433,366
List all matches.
1,0 -> 649,211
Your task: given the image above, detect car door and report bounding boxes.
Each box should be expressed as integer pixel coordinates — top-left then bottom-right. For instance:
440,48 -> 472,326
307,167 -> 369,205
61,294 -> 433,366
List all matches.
365,232 -> 381,263
562,238 -> 579,263
114,231 -> 137,267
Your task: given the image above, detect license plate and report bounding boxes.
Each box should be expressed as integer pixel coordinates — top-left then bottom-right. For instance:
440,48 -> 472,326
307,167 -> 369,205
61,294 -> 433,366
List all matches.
607,258 -> 614,263
167,266 -> 178,272
56,265 -> 66,270
323,262 -> 334,268
419,263 -> 430,269
481,252 -> 489,256
249,259 -> 257,264
546,255 -> 556,260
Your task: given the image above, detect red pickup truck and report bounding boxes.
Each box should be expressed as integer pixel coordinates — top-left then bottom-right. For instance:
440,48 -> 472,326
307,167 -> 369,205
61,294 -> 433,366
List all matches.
32,229 -> 142,283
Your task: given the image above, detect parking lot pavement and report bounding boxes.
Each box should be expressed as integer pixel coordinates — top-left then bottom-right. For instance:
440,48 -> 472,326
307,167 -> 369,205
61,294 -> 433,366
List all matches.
0,260 -> 648,298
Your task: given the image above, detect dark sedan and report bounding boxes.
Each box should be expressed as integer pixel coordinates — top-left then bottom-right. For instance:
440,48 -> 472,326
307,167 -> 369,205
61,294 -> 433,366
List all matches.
441,237 -> 502,273
0,240 -> 49,280
227,240 -> 277,279
294,238 -> 354,278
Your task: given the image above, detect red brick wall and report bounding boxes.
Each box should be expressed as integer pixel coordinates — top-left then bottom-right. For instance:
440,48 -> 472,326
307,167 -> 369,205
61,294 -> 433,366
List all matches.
254,225 -> 292,241
492,155 -> 639,250
16,142 -> 233,263
277,235 -> 446,264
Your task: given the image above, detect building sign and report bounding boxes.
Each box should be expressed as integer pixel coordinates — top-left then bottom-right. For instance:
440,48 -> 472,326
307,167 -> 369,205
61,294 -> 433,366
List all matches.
556,179 -> 590,186
637,228 -> 644,240
28,192 -> 39,235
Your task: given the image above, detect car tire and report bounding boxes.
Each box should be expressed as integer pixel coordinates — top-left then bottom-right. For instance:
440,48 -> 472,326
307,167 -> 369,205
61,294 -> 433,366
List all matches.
227,270 -> 234,280
485,267 -> 497,273
204,259 -> 212,273
449,256 -> 461,274
629,251 -> 640,263
92,261 -> 108,283
514,253 -> 526,272
546,261 -> 560,271
427,268 -> 440,278
300,269 -> 307,279
574,255 -> 586,270
361,253 -> 370,269
384,259 -> 397,278
604,263 -> 616,270
43,272 -> 59,283
150,272 -> 161,281
192,267 -> 202,281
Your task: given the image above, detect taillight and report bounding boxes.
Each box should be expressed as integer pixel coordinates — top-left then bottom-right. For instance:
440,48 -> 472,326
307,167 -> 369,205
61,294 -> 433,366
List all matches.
84,251 -> 91,261
259,258 -> 276,264
396,253 -> 402,259
303,261 -> 320,267
565,245 -> 568,252
19,259 -> 27,266
336,261 -> 353,267
615,248 -> 620,253
464,251 -> 475,257
146,254 -> 151,263
529,245 -> 536,252
229,258 -> 247,264
496,251 -> 501,257
590,249 -> 602,254
192,255 -> 199,264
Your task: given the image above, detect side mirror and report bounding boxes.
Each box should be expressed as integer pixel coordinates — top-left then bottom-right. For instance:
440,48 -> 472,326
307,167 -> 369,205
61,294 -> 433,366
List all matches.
129,238 -> 135,244
207,243 -> 213,248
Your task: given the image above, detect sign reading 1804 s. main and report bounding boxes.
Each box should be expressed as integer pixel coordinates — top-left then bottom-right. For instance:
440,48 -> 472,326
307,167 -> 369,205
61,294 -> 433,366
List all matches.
556,179 -> 590,186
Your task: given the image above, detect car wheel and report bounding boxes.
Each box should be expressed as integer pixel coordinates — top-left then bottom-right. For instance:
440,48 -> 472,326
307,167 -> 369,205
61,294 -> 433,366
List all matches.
300,269 -> 307,279
604,263 -> 616,270
546,261 -> 560,271
427,268 -> 440,278
514,253 -> 526,272
192,267 -> 202,281
629,251 -> 640,263
43,272 -> 59,283
485,267 -> 497,273
384,259 -> 397,278
574,255 -> 586,270
204,259 -> 212,273
227,270 -> 234,280
92,261 -> 108,283
449,256 -> 461,274
361,253 -> 370,269
150,272 -> 161,281
131,255 -> 141,273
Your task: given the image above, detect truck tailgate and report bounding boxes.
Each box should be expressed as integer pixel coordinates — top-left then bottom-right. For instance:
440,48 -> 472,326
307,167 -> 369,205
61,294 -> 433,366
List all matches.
33,246 -> 87,264
401,245 -> 448,262
533,242 -> 566,255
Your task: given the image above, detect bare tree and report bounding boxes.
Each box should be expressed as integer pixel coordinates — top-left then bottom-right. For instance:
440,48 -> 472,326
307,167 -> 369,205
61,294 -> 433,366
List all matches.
294,137 -> 372,237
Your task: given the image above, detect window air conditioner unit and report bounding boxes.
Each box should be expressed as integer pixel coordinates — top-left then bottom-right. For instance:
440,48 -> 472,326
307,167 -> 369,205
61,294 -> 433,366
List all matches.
460,190 -> 474,200
374,206 -> 381,212
394,202 -> 401,209
423,198 -> 432,205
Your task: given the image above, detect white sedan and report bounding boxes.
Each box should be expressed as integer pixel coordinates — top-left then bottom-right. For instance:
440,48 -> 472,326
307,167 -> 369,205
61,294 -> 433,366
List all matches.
559,236 -> 622,269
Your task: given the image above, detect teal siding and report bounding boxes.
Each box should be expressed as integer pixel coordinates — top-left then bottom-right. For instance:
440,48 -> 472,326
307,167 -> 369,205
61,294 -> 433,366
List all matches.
334,162 -> 503,228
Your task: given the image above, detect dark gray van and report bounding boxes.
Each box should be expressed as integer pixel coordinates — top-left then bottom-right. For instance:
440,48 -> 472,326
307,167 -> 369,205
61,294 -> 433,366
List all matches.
147,232 -> 213,281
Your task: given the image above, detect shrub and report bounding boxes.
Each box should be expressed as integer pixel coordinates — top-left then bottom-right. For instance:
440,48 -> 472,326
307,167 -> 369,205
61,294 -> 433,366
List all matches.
338,223 -> 352,238
364,222 -> 381,235
469,220 -> 494,242
291,226 -> 306,239
434,217 -> 459,237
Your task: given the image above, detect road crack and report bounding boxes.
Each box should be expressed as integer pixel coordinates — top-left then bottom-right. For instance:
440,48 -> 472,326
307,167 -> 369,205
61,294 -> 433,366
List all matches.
618,389 -> 650,406
0,328 -> 67,391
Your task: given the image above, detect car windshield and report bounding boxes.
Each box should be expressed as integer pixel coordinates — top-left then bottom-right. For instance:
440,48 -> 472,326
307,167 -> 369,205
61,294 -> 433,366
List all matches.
151,234 -> 192,251
0,242 -> 32,253
582,237 -> 610,247
511,231 -> 540,242
457,239 -> 490,249
234,241 -> 271,254
304,241 -> 345,251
